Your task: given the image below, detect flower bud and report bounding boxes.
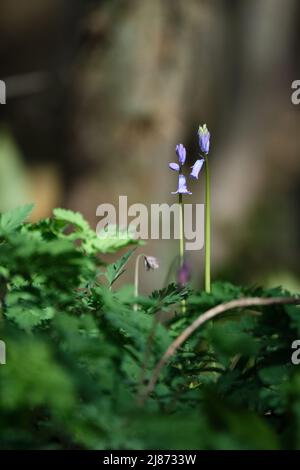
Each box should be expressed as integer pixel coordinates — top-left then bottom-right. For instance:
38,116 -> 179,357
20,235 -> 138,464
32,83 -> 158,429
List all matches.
198,124 -> 210,154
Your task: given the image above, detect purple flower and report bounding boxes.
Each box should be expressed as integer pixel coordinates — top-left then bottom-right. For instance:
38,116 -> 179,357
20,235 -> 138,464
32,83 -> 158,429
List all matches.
198,124 -> 210,154
169,143 -> 186,171
169,162 -> 180,172
176,143 -> 186,165
172,174 -> 192,195
190,159 -> 204,179
177,261 -> 191,286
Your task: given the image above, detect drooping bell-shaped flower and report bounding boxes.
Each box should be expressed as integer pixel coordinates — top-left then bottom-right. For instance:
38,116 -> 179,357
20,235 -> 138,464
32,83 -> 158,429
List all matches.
144,255 -> 159,271
172,174 -> 192,195
177,261 -> 191,286
169,143 -> 187,171
190,158 -> 204,179
198,124 -> 210,155
169,162 -> 180,172
176,143 -> 186,165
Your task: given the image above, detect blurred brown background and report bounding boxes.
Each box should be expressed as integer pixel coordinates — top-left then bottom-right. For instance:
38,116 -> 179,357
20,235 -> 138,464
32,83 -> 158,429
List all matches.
0,0 -> 300,292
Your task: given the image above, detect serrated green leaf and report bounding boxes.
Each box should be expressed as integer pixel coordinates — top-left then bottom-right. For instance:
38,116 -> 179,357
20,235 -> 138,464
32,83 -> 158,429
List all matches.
4,290 -> 55,331
0,203 -> 34,233
91,225 -> 143,254
151,283 -> 189,306
105,248 -> 136,287
53,208 -> 91,232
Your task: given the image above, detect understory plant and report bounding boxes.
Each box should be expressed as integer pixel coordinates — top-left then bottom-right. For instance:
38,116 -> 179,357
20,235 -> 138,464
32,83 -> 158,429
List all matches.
0,203 -> 300,450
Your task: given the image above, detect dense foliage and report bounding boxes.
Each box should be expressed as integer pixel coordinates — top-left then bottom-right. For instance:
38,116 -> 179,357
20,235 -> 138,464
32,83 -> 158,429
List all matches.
0,206 -> 300,450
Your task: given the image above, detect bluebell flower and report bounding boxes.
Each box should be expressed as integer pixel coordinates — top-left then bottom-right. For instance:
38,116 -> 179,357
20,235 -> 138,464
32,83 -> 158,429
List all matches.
172,174 -> 192,195
169,143 -> 186,171
169,162 -> 180,172
190,158 -> 204,179
176,143 -> 186,165
169,143 -> 192,195
177,261 -> 191,286
198,124 -> 210,154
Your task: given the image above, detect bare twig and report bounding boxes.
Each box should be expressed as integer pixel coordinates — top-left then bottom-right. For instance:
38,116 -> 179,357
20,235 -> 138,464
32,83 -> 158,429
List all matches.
141,296 -> 300,403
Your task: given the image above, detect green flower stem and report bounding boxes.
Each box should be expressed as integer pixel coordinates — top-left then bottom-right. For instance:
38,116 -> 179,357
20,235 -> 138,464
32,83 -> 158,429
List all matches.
204,155 -> 211,293
179,194 -> 184,267
134,253 -> 144,311
179,194 -> 186,313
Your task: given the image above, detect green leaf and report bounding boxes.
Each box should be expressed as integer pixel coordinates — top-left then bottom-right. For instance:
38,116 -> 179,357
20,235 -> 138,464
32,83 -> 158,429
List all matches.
151,283 -> 189,307
91,225 -> 144,254
4,290 -> 55,331
53,208 -> 91,232
207,320 -> 260,365
0,204 -> 34,233
259,366 -> 289,386
105,248 -> 136,287
53,209 -> 143,255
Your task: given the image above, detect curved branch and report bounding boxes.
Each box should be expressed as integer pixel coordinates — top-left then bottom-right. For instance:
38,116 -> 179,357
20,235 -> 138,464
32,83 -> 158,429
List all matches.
141,296 -> 300,402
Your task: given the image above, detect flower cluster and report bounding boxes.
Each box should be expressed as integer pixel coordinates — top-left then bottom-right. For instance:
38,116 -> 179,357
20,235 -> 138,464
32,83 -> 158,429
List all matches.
169,124 -> 211,193
169,144 -> 191,195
